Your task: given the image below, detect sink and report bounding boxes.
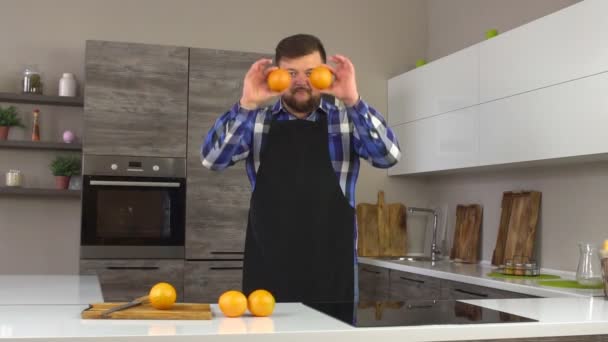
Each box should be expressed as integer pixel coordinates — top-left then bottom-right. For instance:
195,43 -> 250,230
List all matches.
375,256 -> 433,262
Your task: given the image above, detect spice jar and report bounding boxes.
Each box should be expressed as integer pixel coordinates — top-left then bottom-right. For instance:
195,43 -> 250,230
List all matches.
524,262 -> 537,276
504,260 -> 514,275
22,68 -> 43,94
6,170 -> 22,187
514,262 -> 525,276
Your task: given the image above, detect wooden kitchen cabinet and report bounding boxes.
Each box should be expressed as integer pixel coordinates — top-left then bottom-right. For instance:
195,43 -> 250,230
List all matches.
389,269 -> 441,301
185,48 -> 268,259
84,40 -> 189,157
358,264 -> 389,302
440,279 -> 536,300
184,260 -> 243,303
79,259 -> 184,302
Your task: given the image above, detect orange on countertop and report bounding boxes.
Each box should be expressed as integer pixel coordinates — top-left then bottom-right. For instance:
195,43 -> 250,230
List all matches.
149,282 -> 177,310
218,290 -> 248,318
247,289 -> 275,317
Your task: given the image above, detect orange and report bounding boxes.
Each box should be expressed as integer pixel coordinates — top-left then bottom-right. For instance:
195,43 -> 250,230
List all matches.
218,290 -> 248,318
247,289 -> 275,317
309,66 -> 333,90
149,282 -> 177,310
267,69 -> 291,92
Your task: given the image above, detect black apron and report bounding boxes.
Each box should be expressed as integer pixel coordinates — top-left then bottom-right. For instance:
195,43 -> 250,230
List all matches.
243,112 -> 355,302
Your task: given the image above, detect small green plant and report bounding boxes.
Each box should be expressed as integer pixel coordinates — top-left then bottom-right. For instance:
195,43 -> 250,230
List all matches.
50,155 -> 81,176
0,106 -> 24,127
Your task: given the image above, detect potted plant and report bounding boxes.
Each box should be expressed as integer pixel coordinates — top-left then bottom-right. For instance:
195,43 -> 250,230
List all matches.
50,155 -> 81,190
0,105 -> 24,140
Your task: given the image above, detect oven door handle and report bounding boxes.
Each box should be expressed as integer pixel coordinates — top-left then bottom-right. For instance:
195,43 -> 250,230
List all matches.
89,180 -> 181,188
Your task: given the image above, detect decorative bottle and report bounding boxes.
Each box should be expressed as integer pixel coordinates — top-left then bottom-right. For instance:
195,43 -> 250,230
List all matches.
32,108 -> 40,141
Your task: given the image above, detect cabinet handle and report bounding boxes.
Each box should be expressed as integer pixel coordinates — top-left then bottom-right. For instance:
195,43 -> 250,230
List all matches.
211,252 -> 244,255
210,267 -> 243,271
399,276 -> 424,284
361,268 -> 381,275
106,266 -> 160,270
454,288 -> 488,298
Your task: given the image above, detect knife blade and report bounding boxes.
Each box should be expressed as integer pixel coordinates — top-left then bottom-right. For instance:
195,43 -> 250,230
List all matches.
100,295 -> 149,318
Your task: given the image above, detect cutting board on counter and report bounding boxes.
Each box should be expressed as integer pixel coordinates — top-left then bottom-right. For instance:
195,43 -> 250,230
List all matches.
450,204 -> 482,263
356,191 -> 407,257
491,191 -> 541,265
81,302 -> 212,320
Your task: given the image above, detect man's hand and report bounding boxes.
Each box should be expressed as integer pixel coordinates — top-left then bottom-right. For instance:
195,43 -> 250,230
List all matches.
240,58 -> 284,110
321,55 -> 360,107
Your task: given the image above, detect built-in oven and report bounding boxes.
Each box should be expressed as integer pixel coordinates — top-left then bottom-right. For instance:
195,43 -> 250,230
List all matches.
81,155 -> 186,259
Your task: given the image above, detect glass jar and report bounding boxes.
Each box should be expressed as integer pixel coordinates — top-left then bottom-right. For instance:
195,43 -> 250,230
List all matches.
576,242 -> 603,287
504,260 -> 514,275
6,170 -> 22,187
22,68 -> 43,94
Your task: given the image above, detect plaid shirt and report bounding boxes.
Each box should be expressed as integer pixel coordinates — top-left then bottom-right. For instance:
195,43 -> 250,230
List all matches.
201,97 -> 401,207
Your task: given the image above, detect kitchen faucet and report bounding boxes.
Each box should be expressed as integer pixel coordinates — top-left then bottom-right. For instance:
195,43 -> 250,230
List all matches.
407,207 -> 441,262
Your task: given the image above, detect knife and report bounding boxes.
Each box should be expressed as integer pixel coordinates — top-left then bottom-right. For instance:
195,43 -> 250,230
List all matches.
100,295 -> 149,318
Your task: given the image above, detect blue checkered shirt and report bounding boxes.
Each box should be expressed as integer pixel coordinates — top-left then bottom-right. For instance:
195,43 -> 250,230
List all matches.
201,97 -> 401,207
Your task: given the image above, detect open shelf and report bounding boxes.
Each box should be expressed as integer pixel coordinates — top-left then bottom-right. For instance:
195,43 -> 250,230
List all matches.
0,140 -> 82,151
0,187 -> 80,198
0,92 -> 83,107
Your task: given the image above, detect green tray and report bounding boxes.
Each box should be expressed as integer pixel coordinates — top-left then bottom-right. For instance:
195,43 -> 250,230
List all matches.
537,280 -> 603,290
487,272 -> 560,280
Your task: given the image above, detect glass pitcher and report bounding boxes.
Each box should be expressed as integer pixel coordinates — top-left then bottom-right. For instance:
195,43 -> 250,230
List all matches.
576,242 -> 603,287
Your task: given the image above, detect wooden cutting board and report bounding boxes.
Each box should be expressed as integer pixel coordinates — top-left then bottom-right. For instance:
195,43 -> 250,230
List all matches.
491,192 -> 515,265
501,191 -> 542,265
356,191 -> 407,257
450,204 -> 482,263
81,302 -> 212,320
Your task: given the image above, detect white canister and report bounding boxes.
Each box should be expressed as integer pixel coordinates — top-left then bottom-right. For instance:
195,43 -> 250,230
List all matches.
58,73 -> 77,97
6,170 -> 22,187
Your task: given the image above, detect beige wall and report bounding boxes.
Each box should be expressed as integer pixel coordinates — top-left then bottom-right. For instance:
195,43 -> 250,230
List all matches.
427,0 -> 580,60
424,0 -> 606,271
0,0 -> 430,274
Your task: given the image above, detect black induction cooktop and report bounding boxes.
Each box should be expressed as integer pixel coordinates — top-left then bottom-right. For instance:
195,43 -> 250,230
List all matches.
303,300 -> 536,327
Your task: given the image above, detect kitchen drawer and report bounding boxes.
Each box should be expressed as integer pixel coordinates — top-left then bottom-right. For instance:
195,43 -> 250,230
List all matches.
79,259 -> 184,302
358,264 -> 389,302
184,260 -> 243,303
389,269 -> 441,301
441,280 -> 535,300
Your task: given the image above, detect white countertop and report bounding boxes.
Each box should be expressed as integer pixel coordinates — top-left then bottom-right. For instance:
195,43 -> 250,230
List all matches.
1,299 -> 608,341
0,275 -> 103,305
358,257 -> 605,298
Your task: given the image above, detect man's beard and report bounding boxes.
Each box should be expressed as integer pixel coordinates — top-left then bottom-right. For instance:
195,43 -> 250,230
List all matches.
282,87 -> 320,114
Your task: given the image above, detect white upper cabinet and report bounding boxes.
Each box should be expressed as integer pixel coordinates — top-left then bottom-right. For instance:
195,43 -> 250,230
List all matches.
388,45 -> 479,126
479,71 -> 608,166
389,106 -> 479,175
479,0 -> 608,103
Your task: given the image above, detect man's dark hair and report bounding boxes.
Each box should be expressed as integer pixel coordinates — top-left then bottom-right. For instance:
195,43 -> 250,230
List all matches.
275,34 -> 327,64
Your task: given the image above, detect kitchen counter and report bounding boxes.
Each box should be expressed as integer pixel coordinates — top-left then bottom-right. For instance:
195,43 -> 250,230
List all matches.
0,275 -> 103,305
1,299 -> 608,341
358,257 -> 604,298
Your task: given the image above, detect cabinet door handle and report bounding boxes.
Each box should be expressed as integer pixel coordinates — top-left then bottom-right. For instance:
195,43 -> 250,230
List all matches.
399,276 -> 424,284
211,251 -> 244,255
454,288 -> 488,298
210,267 -> 243,271
106,266 -> 160,270
361,268 -> 381,275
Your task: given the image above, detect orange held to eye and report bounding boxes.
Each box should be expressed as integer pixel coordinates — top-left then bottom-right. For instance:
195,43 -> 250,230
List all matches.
309,66 -> 333,90
267,68 -> 291,92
